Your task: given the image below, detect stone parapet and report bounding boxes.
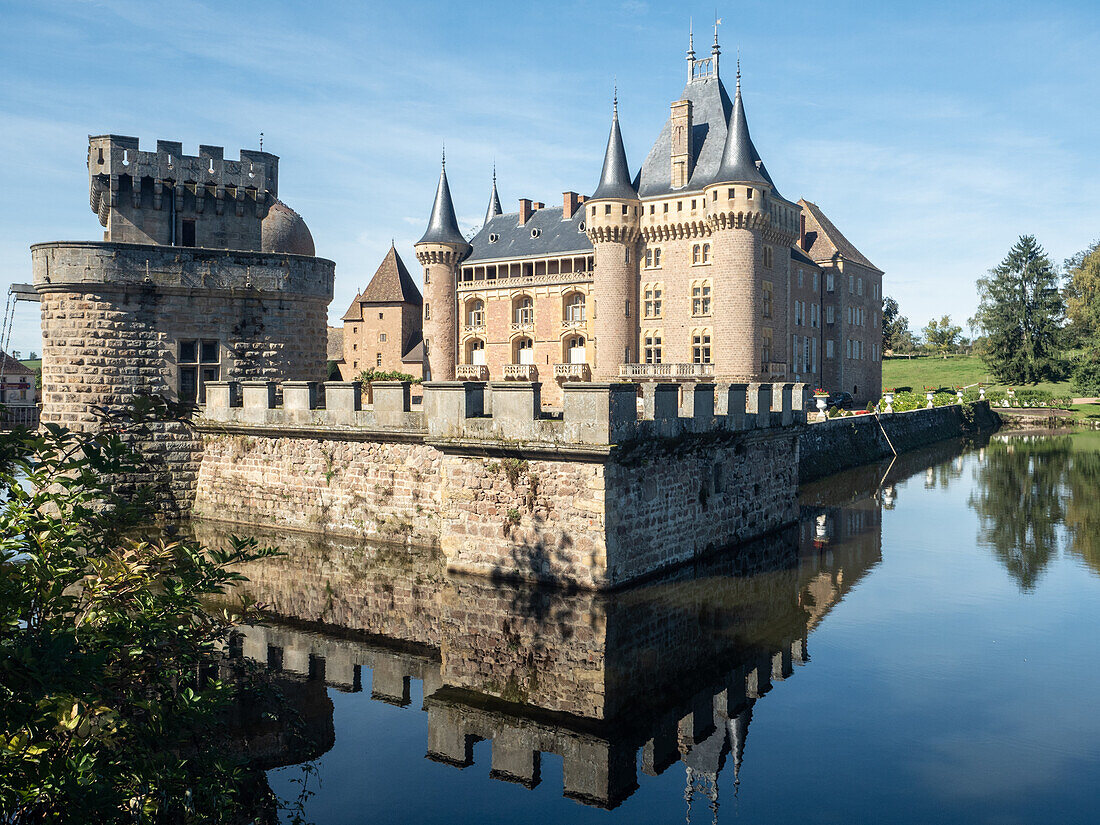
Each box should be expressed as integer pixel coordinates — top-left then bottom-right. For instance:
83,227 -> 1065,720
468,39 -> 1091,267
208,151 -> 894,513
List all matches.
200,379 -> 806,447
31,241 -> 334,299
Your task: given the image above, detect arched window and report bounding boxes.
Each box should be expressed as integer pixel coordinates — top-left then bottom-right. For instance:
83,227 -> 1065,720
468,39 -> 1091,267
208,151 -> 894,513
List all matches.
691,280 -> 712,316
693,244 -> 701,264
692,329 -> 712,364
654,248 -> 662,267
513,295 -> 534,327
702,243 -> 711,264
643,283 -> 663,319
466,299 -> 484,329
566,335 -> 586,364
513,336 -> 534,364
564,292 -> 586,323
465,338 -> 485,365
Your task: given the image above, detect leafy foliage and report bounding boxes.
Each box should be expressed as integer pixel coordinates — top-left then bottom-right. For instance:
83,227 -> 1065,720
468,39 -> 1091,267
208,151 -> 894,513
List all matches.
921,315 -> 963,356
974,235 -> 1066,383
882,296 -> 915,352
0,422 -> 293,823
355,368 -> 421,387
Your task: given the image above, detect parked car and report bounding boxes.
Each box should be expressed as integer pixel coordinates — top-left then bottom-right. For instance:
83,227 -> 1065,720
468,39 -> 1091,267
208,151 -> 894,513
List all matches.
826,391 -> 854,410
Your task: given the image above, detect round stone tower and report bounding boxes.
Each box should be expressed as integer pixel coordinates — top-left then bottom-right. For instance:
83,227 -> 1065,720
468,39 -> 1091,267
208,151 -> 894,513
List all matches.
703,72 -> 774,381
585,100 -> 641,381
414,158 -> 469,382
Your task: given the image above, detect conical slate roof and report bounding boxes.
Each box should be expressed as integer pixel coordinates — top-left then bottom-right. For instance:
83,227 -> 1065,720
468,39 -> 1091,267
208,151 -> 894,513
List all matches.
484,170 -> 503,226
591,101 -> 637,200
715,74 -> 770,187
417,161 -> 466,246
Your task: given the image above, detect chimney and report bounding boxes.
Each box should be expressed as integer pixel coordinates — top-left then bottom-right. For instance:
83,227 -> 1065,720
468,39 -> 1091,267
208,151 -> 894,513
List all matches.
563,191 -> 582,219
670,99 -> 693,189
519,198 -> 533,225
799,213 -> 807,251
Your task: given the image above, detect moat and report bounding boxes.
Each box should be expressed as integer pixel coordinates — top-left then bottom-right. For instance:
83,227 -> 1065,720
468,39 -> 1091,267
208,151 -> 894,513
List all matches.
213,430 -> 1100,824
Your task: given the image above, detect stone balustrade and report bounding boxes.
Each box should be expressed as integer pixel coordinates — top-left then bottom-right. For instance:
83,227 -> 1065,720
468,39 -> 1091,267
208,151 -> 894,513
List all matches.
201,378 -> 809,447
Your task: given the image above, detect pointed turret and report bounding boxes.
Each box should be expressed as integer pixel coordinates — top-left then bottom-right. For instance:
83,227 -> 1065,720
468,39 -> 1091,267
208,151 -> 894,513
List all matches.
415,151 -> 470,382
418,155 -> 466,246
714,68 -> 769,187
591,95 -> 637,201
484,167 -> 502,226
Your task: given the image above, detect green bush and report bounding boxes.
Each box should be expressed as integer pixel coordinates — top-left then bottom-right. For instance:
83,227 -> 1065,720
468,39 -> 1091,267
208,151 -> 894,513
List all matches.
356,368 -> 421,386
0,419 -> 297,822
1072,348 -> 1100,396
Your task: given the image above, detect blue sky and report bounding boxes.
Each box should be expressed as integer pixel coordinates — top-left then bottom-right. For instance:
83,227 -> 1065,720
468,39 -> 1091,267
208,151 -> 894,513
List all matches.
1,0 -> 1098,355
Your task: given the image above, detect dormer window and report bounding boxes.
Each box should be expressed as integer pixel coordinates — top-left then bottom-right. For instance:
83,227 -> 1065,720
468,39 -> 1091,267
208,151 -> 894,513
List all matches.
531,228 -> 541,238
488,233 -> 499,243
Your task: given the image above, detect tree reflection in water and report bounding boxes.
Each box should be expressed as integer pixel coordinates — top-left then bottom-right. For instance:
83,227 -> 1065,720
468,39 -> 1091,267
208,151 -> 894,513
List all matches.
969,433 -> 1100,590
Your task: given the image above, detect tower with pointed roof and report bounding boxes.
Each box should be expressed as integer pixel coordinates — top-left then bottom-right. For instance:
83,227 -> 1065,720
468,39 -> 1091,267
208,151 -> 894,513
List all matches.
414,156 -> 470,381
340,243 -> 424,380
584,94 -> 641,381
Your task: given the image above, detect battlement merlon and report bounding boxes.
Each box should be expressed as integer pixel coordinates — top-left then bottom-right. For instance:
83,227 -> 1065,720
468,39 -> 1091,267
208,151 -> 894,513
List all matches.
87,135 -> 279,223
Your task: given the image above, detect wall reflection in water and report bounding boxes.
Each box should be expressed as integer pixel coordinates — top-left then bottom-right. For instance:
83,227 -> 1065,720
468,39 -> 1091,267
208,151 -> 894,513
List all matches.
197,439 -> 973,814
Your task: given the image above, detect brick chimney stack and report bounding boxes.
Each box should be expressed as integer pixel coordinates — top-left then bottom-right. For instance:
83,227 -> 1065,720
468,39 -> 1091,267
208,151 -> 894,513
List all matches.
563,191 -> 583,219
799,213 -> 807,251
519,198 -> 533,225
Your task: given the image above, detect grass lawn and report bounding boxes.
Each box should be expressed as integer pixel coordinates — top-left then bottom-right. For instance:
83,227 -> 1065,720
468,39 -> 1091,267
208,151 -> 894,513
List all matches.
19,359 -> 41,371
882,354 -> 1074,396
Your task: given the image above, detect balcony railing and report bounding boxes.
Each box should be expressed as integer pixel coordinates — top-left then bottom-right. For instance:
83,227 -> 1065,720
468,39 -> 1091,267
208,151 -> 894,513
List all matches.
765,362 -> 788,379
553,363 -> 590,381
455,364 -> 489,381
510,321 -> 534,333
561,318 -> 586,330
462,323 -> 485,335
618,363 -> 715,379
503,364 -> 538,380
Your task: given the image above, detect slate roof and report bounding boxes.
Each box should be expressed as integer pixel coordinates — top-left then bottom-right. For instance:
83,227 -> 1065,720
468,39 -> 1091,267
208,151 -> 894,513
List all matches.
715,78 -> 770,188
790,245 -> 820,268
326,327 -> 344,361
0,351 -> 34,377
591,107 -> 637,200
417,164 -> 466,246
636,74 -> 780,198
798,199 -> 882,273
342,245 -> 422,321
401,339 -> 424,364
484,175 -> 503,225
466,206 -> 592,263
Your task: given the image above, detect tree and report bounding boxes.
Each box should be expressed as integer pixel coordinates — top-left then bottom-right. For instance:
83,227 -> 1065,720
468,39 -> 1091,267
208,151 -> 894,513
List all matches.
881,296 -> 912,352
0,417 -> 308,822
27,352 -> 38,361
1063,240 -> 1100,344
974,235 -> 1065,383
922,315 -> 963,357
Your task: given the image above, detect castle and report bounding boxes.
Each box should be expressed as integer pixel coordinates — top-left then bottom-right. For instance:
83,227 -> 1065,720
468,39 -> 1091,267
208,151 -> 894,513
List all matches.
340,34 -> 883,407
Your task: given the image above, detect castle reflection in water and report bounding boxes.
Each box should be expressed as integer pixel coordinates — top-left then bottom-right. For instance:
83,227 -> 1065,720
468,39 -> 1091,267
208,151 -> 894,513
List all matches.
202,442 -> 957,813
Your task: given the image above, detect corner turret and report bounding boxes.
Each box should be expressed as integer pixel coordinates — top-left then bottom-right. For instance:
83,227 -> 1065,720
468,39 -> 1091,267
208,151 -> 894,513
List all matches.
414,155 -> 470,381
585,95 -> 641,380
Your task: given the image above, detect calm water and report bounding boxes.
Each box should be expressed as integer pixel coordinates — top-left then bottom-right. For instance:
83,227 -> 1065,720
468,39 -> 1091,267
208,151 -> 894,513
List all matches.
211,430 -> 1100,824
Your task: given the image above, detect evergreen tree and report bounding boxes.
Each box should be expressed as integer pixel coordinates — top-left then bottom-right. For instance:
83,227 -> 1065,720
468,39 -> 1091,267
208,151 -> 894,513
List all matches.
974,235 -> 1065,383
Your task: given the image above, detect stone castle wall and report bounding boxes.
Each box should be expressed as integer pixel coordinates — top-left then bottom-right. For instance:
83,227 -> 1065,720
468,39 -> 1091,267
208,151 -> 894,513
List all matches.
798,401 -> 999,483
32,241 -> 334,512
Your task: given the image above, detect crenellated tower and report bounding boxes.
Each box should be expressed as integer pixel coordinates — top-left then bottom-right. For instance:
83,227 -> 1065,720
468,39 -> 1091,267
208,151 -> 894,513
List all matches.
585,96 -> 641,381
414,156 -> 470,382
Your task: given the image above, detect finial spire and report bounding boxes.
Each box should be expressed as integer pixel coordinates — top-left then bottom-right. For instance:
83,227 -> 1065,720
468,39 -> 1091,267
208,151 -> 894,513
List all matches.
688,18 -> 695,55
736,49 -> 741,92
484,163 -> 503,225
441,141 -> 446,168
259,131 -> 264,151
613,82 -> 618,117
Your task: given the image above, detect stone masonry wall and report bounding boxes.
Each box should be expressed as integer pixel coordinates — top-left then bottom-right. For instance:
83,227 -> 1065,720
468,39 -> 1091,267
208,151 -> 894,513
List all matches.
798,401 -> 1000,483
193,434 -> 442,546
605,430 -> 800,585
32,241 -> 334,513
